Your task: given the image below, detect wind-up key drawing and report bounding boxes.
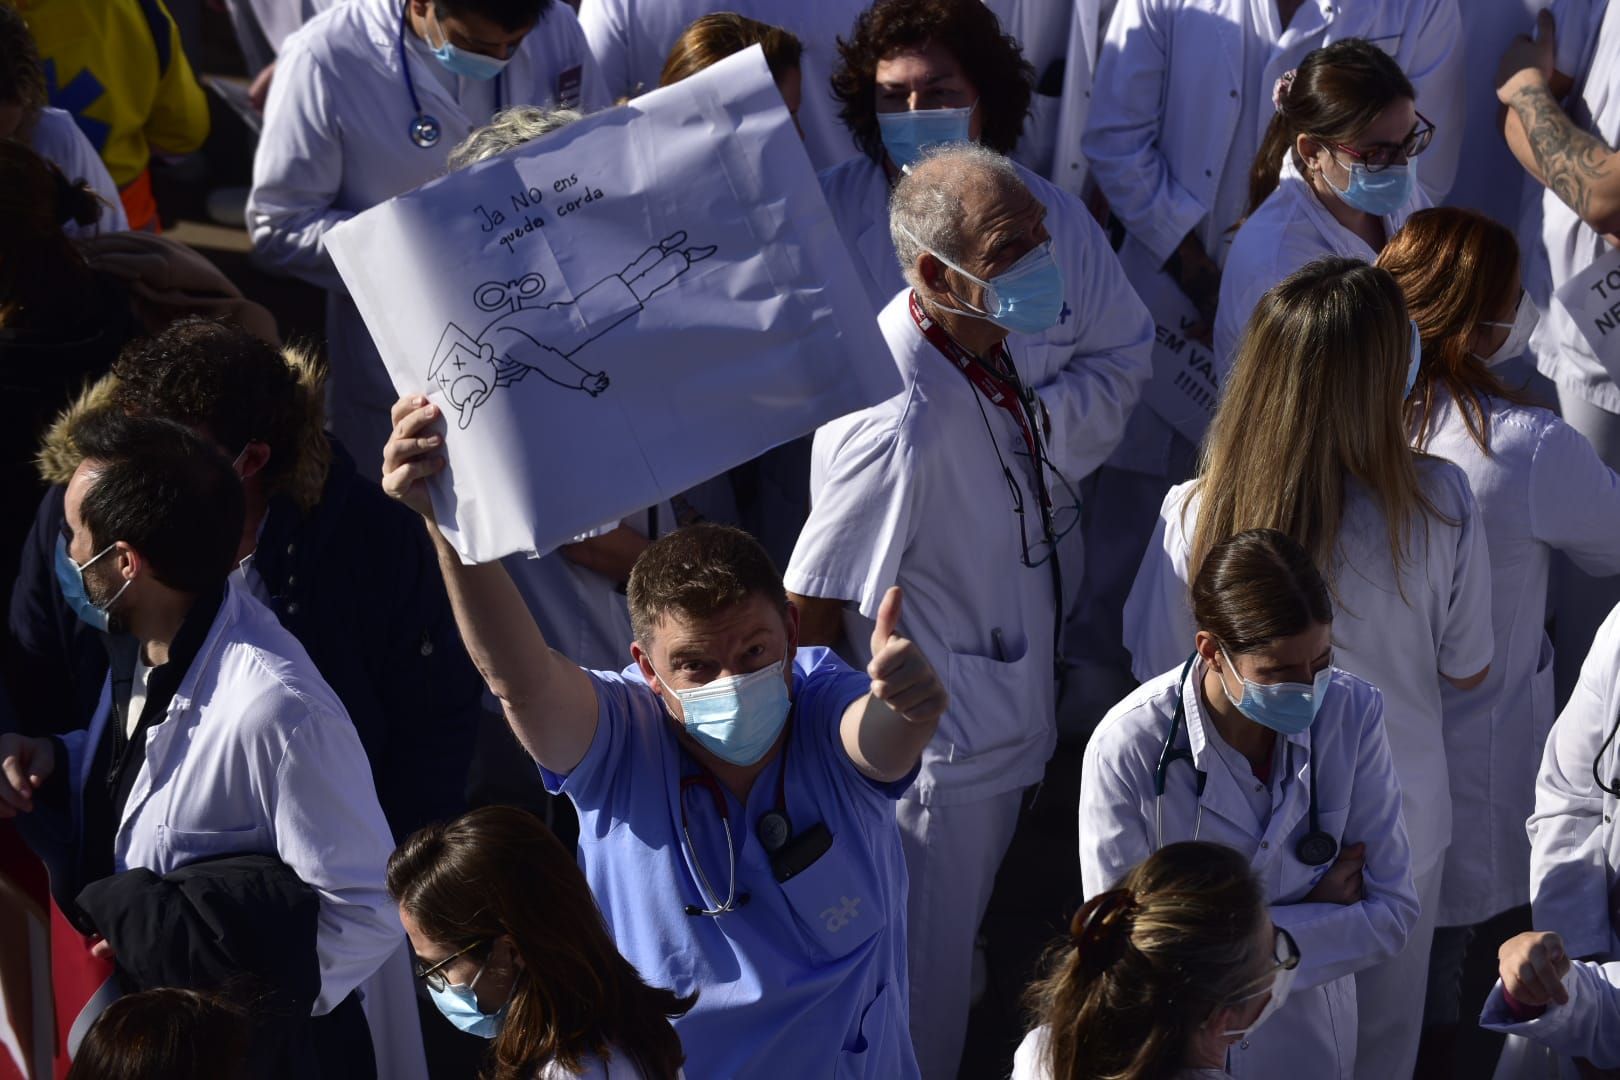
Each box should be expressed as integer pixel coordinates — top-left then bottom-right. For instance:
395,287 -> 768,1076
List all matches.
428,231 -> 718,427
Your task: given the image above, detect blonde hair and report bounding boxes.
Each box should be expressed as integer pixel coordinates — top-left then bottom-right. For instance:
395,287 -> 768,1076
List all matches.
1189,257 -> 1443,587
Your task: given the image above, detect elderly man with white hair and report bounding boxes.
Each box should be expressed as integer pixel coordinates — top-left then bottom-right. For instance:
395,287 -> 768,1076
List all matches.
786,142 -> 1148,1078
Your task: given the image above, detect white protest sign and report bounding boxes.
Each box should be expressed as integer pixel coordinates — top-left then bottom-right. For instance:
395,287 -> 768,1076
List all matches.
327,48 -> 898,563
1115,239 -> 1218,446
1556,244 -> 1620,375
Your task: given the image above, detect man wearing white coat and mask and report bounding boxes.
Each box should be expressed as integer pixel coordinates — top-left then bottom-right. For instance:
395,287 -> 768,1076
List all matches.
816,0 -> 1154,695
0,414 -> 405,1072
787,144 -> 1138,1080
1080,528 -> 1418,1080
248,0 -> 609,476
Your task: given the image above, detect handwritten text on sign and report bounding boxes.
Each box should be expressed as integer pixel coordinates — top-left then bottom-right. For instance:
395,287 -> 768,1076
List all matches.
1556,244 -> 1620,373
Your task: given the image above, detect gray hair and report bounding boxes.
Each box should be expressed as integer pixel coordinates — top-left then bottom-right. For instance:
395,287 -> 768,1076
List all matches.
888,143 -> 1025,291
447,105 -> 584,172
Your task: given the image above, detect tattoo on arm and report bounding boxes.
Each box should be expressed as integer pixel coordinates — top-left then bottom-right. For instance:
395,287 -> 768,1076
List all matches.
1509,82 -> 1617,222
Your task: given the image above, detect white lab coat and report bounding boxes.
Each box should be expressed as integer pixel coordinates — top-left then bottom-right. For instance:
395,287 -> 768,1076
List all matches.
1213,153 -> 1428,375
1481,961 -> 1620,1070
248,0 -> 609,471
1079,662 -> 1419,1079
818,154 -> 1155,490
1524,0 -> 1620,413
577,0 -> 869,171
30,107 -> 127,237
786,290 -> 1062,805
1416,392 -> 1620,926
109,579 -> 403,1013
983,0 -> 1108,186
1123,463 -> 1494,877
1529,601 -> 1620,962
1011,1024 -> 1234,1079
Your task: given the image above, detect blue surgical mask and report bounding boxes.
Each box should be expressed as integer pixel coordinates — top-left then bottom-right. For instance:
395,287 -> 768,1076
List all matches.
658,660 -> 792,766
1217,646 -> 1331,736
1405,319 -> 1423,398
903,229 -> 1067,335
427,961 -> 507,1038
55,536 -> 129,633
426,11 -> 511,81
877,103 -> 975,170
1324,153 -> 1415,217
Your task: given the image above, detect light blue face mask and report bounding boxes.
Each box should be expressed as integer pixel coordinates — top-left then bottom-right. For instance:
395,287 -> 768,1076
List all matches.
1217,646 -> 1332,736
658,659 -> 792,766
914,236 -> 1068,336
426,9 -> 511,81
1324,153 -> 1414,217
1404,319 -> 1423,398
877,103 -> 974,170
55,536 -> 129,633
427,960 -> 507,1038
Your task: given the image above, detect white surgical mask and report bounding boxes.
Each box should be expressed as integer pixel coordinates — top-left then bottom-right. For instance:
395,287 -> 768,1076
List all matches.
1474,292 -> 1540,367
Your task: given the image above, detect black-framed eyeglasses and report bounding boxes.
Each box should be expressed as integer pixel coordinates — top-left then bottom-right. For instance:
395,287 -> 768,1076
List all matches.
413,939 -> 489,992
1329,111 -> 1435,172
1002,455 -> 1082,569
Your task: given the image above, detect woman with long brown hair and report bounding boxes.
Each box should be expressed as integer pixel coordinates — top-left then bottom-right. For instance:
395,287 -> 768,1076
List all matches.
1124,256 -> 1491,1079
388,806 -> 695,1079
1087,529 -> 1415,1079
1379,207 -> 1620,1059
1213,39 -> 1434,370
1017,842 -> 1294,1080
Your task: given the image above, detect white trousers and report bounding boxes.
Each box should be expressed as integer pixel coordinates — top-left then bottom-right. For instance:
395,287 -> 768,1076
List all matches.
897,788 -> 1024,1080
1353,859 -> 1444,1080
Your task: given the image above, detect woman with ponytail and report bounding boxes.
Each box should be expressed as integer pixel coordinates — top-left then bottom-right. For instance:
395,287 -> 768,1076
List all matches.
388,806 -> 695,1079
1213,39 -> 1433,371
1097,528 -> 1420,1079
1015,841 -> 1294,1080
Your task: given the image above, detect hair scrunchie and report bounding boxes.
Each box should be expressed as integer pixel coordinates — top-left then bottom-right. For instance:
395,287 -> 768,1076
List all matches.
1272,70 -> 1297,111
1070,889 -> 1138,970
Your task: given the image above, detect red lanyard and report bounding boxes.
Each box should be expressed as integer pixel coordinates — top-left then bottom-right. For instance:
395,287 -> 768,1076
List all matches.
908,290 -> 1050,506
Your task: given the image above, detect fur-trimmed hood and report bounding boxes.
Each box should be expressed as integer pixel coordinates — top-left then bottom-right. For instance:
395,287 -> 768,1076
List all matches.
36,344 -> 332,512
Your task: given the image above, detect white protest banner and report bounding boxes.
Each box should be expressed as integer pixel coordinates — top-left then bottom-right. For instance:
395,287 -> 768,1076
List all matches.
1114,239 -> 1218,447
1556,244 -> 1620,375
326,47 -> 898,563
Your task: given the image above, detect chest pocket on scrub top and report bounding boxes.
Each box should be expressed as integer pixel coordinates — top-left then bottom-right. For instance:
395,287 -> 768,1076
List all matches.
778,828 -> 882,962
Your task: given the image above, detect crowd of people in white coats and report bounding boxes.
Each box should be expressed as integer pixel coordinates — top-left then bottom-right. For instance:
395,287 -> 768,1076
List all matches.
5,0 -> 1620,1077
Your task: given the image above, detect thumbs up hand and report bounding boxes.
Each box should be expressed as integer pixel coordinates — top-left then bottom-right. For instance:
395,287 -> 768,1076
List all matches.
866,587 -> 948,727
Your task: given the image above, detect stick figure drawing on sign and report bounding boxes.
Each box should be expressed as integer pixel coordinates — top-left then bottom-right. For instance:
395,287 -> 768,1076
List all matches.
428,230 -> 718,427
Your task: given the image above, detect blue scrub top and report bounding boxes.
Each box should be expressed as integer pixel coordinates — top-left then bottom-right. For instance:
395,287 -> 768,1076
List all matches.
542,647 -> 920,1079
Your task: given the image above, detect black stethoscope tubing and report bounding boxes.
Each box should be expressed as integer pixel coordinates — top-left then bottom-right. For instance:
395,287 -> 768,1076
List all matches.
397,2 -> 504,149
1156,652 -> 1338,867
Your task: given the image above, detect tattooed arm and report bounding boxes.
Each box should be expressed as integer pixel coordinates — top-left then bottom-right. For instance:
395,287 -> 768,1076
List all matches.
1498,10 -> 1620,233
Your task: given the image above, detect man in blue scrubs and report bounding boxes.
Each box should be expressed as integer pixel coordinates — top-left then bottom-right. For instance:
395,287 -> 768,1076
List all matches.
380,394 -> 945,1078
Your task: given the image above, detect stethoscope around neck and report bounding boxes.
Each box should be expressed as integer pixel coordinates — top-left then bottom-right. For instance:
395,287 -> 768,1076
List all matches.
1155,653 -> 1339,867
677,718 -> 795,917
397,2 -> 504,149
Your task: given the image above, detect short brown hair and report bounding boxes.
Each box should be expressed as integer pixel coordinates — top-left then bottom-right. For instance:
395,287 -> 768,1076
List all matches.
832,0 -> 1033,163
1191,529 -> 1333,654
67,989 -> 249,1080
626,523 -> 787,643
659,13 -> 803,88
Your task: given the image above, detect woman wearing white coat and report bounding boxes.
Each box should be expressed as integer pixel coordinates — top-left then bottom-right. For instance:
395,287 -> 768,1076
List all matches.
1376,208 -> 1620,1048
1124,258 -> 1493,1080
1074,0 -> 1461,699
1214,39 -> 1434,374
1018,841 -> 1299,1080
1082,528 -> 1419,1080
247,0 -> 609,475
819,0 -> 1153,644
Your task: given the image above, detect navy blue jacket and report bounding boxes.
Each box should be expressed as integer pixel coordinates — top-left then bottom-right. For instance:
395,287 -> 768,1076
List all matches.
4,440 -> 482,841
